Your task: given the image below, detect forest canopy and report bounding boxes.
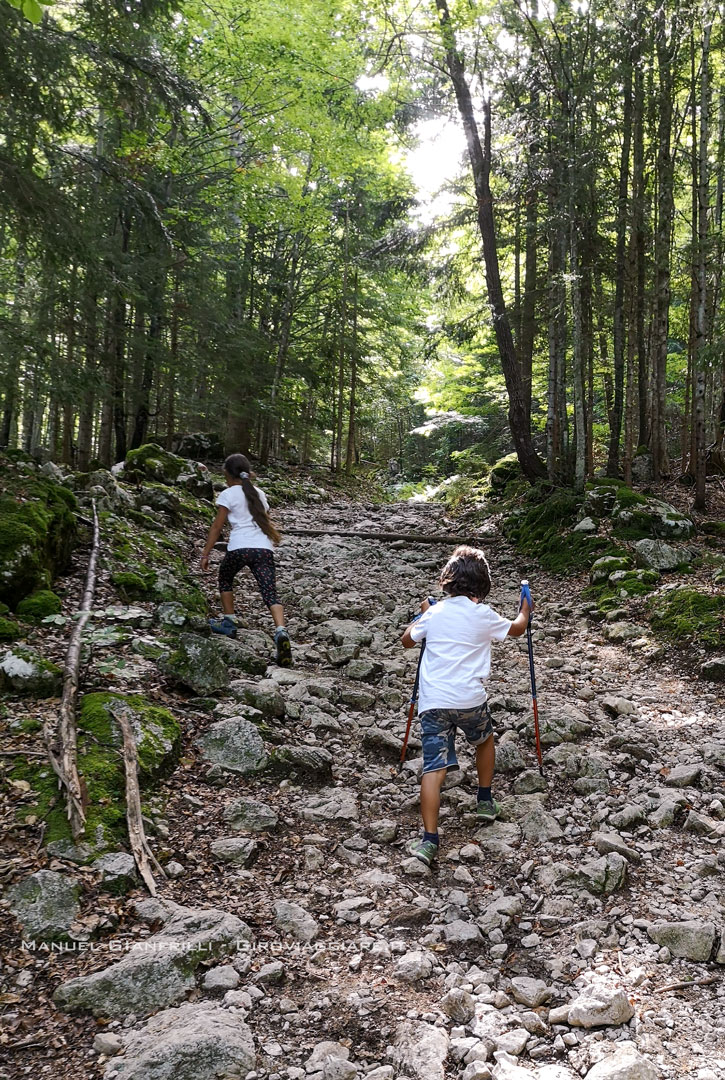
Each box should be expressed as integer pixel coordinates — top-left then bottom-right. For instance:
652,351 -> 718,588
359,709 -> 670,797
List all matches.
1,0 -> 724,507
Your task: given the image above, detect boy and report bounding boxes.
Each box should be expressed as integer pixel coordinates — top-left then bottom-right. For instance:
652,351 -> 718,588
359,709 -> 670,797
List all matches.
401,545 -> 531,867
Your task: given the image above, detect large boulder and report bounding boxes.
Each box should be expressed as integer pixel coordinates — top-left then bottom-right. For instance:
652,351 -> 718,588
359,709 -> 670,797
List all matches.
54,901 -> 251,1018
267,744 -> 333,780
171,432 -> 224,460
105,1001 -> 255,1080
123,444 -> 213,499
536,704 -> 592,746
646,920 -> 717,962
0,646 -> 62,697
197,716 -> 268,775
223,797 -> 278,832
613,495 -> 694,539
568,981 -> 634,1028
160,634 -> 230,695
590,555 -> 632,585
7,870 -> 81,943
701,657 -> 725,682
634,539 -> 687,571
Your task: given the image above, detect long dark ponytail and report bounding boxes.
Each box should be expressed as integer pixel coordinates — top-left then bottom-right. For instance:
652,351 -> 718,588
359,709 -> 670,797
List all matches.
223,453 -> 281,545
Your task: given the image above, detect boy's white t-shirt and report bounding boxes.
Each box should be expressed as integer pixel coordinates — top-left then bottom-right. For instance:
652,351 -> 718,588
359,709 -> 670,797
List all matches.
216,484 -> 274,551
409,595 -> 512,713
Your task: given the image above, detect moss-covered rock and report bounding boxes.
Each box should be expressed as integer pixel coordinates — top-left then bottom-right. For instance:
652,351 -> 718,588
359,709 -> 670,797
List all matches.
649,588 -> 725,650
123,444 -> 213,500
111,570 -> 157,600
16,589 -> 62,621
11,692 -> 181,852
0,646 -> 63,696
503,486 -> 618,574
590,556 -> 632,585
488,453 -> 522,492
612,494 -> 694,541
159,634 -> 230,695
0,456 -> 78,608
0,616 -> 18,641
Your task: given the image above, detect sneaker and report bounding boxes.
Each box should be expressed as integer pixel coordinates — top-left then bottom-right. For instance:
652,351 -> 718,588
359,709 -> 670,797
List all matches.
209,616 -> 237,638
274,627 -> 292,667
476,798 -> 501,823
408,838 -> 438,867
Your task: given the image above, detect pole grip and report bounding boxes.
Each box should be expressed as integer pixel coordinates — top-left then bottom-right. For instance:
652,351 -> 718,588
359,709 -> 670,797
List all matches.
520,580 -> 533,615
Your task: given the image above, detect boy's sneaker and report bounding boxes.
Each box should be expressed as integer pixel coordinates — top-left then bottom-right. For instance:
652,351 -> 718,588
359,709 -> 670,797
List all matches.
209,616 -> 237,639
408,838 -> 438,867
274,627 -> 292,667
476,798 -> 501,823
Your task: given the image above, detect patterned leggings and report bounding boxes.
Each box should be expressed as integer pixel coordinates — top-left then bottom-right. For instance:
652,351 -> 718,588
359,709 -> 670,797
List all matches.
218,548 -> 279,607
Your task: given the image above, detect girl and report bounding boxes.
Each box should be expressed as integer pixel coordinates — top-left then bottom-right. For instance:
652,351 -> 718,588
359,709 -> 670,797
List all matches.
200,453 -> 292,667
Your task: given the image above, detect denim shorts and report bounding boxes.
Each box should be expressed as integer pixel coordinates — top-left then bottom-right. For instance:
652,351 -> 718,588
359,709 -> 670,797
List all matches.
420,703 -> 494,774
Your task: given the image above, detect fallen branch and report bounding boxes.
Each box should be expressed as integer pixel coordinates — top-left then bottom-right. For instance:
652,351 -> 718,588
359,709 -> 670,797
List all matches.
44,499 -> 100,841
110,702 -> 165,896
283,529 -> 492,544
654,975 -> 719,994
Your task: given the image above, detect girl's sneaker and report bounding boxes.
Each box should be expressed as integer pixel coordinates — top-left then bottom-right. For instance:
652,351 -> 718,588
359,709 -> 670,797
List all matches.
408,838 -> 438,867
209,616 -> 238,639
275,627 -> 292,667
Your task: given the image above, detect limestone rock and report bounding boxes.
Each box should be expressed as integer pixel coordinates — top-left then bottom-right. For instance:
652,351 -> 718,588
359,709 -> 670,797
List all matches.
392,1020 -> 449,1080
54,901 -> 251,1018
201,965 -> 240,991
394,950 -> 435,983
223,797 -> 278,832
267,744 -> 333,780
7,870 -> 80,942
94,852 -> 138,895
274,900 -> 319,943
440,988 -> 476,1023
300,787 -> 359,822
576,853 -> 628,895
537,704 -> 591,746
230,678 -> 285,716
701,657 -> 725,682
568,982 -> 634,1028
634,539 -> 684,571
646,920 -> 717,962
584,1042 -> 657,1079
0,646 -> 63,697
209,837 -> 259,866
197,716 -> 267,774
107,1001 -> 255,1080
509,977 -> 551,1008
590,556 -> 631,585
159,634 -> 229,695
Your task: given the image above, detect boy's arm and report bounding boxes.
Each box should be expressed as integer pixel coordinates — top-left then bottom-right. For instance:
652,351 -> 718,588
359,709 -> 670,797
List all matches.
507,596 -> 531,638
401,597 -> 433,649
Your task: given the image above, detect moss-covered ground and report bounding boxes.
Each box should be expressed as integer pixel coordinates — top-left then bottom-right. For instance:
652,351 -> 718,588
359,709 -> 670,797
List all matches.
11,692 -> 181,848
648,589 -> 725,650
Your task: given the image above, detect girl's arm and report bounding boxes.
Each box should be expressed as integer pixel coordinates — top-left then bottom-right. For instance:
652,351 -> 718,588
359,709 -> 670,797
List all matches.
200,507 -> 229,570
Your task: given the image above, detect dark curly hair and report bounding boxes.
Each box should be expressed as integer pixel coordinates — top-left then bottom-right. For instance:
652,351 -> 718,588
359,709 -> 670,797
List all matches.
439,545 -> 491,601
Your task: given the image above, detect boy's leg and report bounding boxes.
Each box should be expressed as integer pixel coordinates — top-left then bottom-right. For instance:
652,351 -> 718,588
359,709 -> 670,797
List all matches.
475,733 -> 495,789
420,768 -> 446,835
459,704 -> 500,822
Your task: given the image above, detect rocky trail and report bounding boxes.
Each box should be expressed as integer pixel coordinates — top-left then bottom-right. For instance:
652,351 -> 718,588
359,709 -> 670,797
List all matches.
3,493 -> 725,1080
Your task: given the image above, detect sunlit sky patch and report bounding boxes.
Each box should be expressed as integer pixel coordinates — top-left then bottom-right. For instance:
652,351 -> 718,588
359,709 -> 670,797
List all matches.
404,117 -> 467,225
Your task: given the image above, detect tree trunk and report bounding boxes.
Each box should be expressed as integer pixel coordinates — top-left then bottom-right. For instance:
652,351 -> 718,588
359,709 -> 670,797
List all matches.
607,44 -> 633,477
345,265 -> 358,475
435,0 -> 545,480
693,18 -> 711,510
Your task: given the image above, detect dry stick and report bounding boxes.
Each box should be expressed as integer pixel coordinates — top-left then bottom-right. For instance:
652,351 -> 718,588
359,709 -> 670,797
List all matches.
654,975 -> 719,994
281,527 -> 492,545
44,500 -> 100,841
110,702 -> 165,896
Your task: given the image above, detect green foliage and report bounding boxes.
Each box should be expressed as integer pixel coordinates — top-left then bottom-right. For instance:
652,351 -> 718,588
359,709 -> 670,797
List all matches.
16,589 -> 61,620
649,589 -> 725,650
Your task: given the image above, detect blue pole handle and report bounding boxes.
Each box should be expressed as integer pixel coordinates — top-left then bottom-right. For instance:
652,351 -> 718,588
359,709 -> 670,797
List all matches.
520,580 -> 533,619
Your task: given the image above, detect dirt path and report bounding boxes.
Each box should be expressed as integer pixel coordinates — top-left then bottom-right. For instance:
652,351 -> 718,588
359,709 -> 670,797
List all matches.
4,497 -> 725,1080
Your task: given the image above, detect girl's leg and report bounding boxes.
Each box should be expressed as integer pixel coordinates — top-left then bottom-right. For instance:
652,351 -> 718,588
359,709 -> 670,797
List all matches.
269,603 -> 285,628
249,551 -> 292,665
220,591 -> 235,615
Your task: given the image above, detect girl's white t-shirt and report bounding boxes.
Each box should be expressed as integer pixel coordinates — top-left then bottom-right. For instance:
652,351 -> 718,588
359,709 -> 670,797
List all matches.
409,595 -> 512,713
216,484 -> 274,551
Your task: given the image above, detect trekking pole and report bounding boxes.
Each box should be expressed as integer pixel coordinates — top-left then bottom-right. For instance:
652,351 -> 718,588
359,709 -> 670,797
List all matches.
400,640 -> 425,768
399,597 -> 436,768
521,579 -> 544,776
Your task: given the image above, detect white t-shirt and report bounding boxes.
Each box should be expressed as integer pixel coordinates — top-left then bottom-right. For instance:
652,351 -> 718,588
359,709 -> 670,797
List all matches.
409,595 -> 512,713
216,484 -> 274,551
